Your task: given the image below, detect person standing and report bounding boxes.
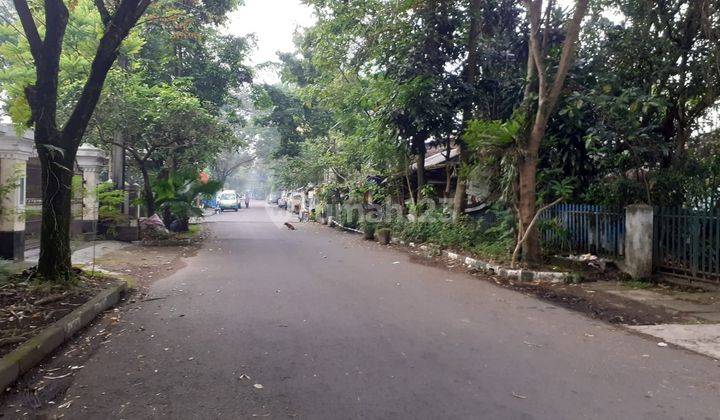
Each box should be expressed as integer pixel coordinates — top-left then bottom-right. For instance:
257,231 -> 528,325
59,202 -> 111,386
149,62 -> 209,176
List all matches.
245,193 -> 250,208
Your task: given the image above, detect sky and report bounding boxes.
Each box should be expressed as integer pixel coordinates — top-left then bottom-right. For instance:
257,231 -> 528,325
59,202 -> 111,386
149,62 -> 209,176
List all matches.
224,0 -> 316,84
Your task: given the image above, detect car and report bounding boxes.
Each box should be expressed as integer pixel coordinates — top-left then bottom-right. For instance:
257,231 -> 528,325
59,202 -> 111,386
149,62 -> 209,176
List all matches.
267,193 -> 279,204
218,190 -> 240,212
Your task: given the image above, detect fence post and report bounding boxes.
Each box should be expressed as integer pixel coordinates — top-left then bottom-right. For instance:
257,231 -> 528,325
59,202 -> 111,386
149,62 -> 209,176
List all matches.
623,204 -> 654,279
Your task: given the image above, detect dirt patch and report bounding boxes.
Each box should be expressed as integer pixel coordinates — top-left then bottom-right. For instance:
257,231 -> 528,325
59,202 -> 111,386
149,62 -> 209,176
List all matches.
486,277 -> 695,325
0,270 -> 122,358
400,244 -> 696,326
93,244 -> 199,297
0,240 -> 199,415
0,301 -> 128,417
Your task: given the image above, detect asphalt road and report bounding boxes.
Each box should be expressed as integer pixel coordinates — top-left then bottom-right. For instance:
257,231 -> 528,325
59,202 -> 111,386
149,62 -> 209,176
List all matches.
48,203 -> 720,418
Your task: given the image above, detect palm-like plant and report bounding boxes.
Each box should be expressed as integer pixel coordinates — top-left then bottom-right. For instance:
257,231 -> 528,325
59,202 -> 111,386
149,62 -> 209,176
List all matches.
153,169 -> 221,231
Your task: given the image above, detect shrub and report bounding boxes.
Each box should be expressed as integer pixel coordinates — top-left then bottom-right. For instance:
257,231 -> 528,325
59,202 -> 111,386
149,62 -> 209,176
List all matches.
97,182 -> 127,224
153,169 -> 221,231
390,211 -> 514,262
339,207 -> 361,229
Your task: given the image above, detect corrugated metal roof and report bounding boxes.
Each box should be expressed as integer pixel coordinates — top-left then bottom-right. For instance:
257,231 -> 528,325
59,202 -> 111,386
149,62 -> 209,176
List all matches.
411,147 -> 460,170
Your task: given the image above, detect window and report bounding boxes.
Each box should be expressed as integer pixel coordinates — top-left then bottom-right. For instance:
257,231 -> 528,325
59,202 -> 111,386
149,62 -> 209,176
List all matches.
17,176 -> 26,206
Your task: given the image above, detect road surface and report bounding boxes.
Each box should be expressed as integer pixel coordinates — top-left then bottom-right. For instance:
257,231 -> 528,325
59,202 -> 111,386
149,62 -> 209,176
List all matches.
43,203 -> 720,418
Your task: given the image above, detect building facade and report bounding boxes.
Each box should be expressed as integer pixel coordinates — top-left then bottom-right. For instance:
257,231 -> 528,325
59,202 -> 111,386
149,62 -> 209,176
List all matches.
0,124 -> 108,261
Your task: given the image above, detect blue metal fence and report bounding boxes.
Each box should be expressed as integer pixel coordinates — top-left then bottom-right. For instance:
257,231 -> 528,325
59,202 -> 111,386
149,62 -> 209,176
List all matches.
540,204 -> 625,257
654,207 -> 720,285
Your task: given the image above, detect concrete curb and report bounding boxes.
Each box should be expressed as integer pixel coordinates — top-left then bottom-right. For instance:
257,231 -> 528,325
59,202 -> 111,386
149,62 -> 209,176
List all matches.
328,219 -> 363,234
389,237 -> 571,283
0,281 -> 127,391
320,222 -> 572,283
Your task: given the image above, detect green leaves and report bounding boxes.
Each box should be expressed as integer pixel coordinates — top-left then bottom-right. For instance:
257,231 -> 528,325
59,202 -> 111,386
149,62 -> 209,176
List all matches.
463,119 -> 521,151
0,0 -> 145,130
93,71 -> 239,170
154,169 -> 222,222
97,182 -> 128,222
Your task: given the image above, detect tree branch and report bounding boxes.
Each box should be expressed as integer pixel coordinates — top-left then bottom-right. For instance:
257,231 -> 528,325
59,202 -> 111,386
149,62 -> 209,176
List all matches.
545,0 -> 588,118
511,196 -> 563,268
527,0 -> 547,99
541,0 -> 555,57
12,0 -> 43,62
93,0 -> 111,26
225,156 -> 255,173
43,0 -> 69,63
62,0 -> 151,145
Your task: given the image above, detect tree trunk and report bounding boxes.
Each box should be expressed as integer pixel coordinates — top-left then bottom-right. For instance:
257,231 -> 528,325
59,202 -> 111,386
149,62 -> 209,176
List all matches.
515,0 -> 588,264
451,0 -> 482,221
139,163 -> 155,216
14,0 -> 150,283
444,162 -> 452,202
675,123 -> 691,162
452,147 -> 469,221
517,154 -> 540,263
415,151 -> 426,202
36,136 -> 76,281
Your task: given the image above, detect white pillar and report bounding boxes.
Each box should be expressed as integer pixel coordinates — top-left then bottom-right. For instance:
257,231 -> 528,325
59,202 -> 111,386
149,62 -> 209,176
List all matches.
624,204 -> 654,279
0,124 -> 34,261
76,144 -> 108,233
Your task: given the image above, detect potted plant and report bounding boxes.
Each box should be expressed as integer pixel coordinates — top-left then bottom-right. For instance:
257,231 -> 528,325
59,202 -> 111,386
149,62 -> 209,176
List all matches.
362,221 -> 376,240
316,202 -> 328,224
376,227 -> 391,245
97,182 -> 129,238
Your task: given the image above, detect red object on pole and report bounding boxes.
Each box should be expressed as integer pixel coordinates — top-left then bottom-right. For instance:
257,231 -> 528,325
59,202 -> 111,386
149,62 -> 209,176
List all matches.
199,171 -> 210,184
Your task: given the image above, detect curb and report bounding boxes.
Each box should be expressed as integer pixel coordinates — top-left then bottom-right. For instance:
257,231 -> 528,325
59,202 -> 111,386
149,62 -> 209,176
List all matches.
320,221 -> 572,283
389,237 -> 570,283
0,281 -> 127,392
328,218 -> 363,234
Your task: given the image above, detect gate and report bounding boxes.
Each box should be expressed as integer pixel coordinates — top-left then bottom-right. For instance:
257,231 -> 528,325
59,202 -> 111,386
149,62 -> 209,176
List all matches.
540,204 -> 625,257
654,207 -> 720,285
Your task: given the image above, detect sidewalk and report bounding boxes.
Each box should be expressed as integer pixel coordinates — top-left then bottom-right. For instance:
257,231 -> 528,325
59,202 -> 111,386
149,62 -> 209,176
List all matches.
590,282 -> 720,359
508,276 -> 720,360
591,282 -> 720,323
23,241 -> 128,266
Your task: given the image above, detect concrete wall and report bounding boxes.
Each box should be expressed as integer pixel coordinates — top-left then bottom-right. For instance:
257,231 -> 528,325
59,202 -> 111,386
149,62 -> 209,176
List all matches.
624,204 -> 654,279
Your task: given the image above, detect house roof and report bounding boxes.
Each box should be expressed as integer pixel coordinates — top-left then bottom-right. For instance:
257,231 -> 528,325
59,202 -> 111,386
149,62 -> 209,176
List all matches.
411,147 -> 460,171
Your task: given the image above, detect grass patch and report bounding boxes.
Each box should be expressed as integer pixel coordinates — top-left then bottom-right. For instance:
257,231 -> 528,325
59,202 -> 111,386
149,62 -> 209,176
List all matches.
622,279 -> 655,289
175,224 -> 203,240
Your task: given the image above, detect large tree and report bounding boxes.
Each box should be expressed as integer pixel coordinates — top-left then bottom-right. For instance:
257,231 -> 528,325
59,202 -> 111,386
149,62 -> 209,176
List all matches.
92,75 -> 238,215
138,0 -> 251,110
452,0 -> 526,220
515,0 -> 589,263
533,0 -> 720,209
298,0 -> 464,203
9,0 -> 150,280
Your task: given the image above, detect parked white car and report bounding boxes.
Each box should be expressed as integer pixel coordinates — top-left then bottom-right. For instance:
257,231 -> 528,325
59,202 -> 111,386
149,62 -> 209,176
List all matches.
217,190 -> 240,212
